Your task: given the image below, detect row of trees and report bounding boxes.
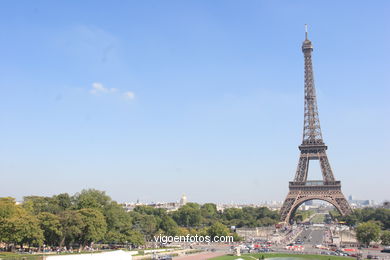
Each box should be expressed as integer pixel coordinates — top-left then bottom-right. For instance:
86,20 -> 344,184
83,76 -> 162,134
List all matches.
0,189 -> 280,250
170,202 -> 279,228
0,190 -> 144,250
335,207 -> 390,229
330,207 -> 390,246
292,210 -> 314,223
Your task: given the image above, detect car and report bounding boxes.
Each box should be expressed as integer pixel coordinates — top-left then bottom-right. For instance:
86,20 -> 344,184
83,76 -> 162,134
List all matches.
154,256 -> 173,260
259,248 -> 271,252
381,248 -> 390,253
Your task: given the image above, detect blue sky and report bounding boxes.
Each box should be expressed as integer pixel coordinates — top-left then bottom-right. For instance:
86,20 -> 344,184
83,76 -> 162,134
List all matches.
0,1 -> 389,203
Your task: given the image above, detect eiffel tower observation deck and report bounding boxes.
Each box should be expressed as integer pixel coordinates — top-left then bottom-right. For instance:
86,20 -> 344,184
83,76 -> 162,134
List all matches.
280,26 -> 352,223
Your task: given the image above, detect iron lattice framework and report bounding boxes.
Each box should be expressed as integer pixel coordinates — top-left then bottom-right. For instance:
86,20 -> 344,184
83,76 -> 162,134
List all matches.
280,28 -> 352,223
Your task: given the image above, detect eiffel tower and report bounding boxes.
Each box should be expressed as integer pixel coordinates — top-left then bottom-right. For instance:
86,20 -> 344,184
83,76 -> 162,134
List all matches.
280,26 -> 352,223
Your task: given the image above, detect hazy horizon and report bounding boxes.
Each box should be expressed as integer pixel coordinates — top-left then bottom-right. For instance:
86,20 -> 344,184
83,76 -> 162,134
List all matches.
1,1 -> 389,204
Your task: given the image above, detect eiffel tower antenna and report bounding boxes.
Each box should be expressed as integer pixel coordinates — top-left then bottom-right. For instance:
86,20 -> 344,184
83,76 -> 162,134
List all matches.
305,24 -> 308,40
279,28 -> 352,224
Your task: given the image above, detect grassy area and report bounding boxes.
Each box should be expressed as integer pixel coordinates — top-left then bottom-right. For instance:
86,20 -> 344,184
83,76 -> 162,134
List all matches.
311,214 -> 326,224
0,250 -> 114,259
0,252 -> 43,259
211,253 -> 350,260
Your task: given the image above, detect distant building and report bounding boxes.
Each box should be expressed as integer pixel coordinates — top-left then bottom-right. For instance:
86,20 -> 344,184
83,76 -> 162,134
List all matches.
216,202 -> 283,212
122,197 -> 287,213
348,195 -> 376,208
180,194 -> 187,206
122,194 -> 189,212
122,201 -> 181,212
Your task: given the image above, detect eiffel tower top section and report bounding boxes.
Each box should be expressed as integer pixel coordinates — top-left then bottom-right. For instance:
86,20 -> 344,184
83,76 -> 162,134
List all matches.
301,25 -> 324,147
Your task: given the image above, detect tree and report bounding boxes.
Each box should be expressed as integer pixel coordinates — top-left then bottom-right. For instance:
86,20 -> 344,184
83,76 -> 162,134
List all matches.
23,196 -> 61,215
59,210 -> 84,247
344,213 -> 360,227
73,189 -> 111,211
104,202 -> 131,230
372,208 -> 390,230
102,201 -> 150,245
134,205 -> 167,217
231,232 -> 242,242
185,203 -> 201,210
172,205 -> 202,227
1,207 -> 44,248
0,197 -> 18,219
123,229 -> 145,247
189,227 -> 208,237
208,222 -> 230,239
201,203 -> 218,219
105,228 -> 144,247
257,217 -> 278,226
53,193 -> 72,211
77,208 -> 107,248
381,230 -> 390,246
160,215 -> 179,236
356,222 -> 381,247
18,212 -> 44,247
132,213 -> 158,239
38,212 -> 62,246
223,208 -> 243,221
340,208 -> 390,229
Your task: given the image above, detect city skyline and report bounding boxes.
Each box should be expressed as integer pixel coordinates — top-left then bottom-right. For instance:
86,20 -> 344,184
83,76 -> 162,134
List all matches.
0,1 -> 389,203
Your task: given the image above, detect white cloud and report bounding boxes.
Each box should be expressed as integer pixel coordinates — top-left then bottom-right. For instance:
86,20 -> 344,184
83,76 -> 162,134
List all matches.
89,82 -> 135,101
90,82 -> 118,94
123,91 -> 135,100
90,82 -> 107,94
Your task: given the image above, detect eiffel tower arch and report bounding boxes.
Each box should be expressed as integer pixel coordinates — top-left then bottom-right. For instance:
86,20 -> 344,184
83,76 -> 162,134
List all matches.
280,26 -> 352,224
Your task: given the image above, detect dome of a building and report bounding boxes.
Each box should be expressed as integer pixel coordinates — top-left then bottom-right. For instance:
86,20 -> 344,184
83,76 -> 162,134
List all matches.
180,194 -> 187,205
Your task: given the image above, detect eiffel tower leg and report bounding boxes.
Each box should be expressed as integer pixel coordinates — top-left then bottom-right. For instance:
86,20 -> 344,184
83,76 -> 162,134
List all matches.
280,191 -> 299,223
335,196 -> 353,215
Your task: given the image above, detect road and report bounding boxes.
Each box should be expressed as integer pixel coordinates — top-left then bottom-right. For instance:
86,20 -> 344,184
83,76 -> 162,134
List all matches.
295,226 -> 326,246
